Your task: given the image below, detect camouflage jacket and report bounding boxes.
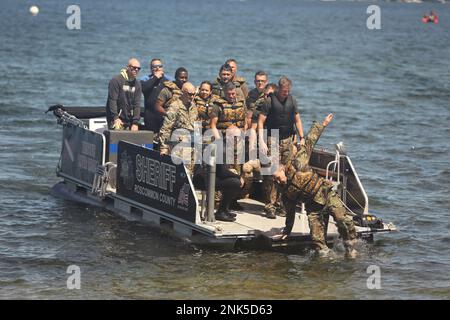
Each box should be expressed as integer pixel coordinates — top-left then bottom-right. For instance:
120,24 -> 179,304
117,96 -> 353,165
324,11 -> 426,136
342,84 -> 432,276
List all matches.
212,77 -> 246,101
246,88 -> 265,114
285,121 -> 330,205
194,94 -> 220,131
233,76 -> 249,98
159,99 -> 198,152
157,81 -> 182,109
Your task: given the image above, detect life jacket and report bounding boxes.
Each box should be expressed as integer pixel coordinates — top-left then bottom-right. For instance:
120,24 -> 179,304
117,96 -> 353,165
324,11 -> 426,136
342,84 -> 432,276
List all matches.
162,81 -> 182,108
233,76 -> 247,88
212,78 -> 245,101
211,78 -> 222,96
265,95 -> 297,138
246,89 -> 264,111
254,93 -> 267,110
194,94 -> 219,131
214,98 -> 246,132
285,163 -> 324,202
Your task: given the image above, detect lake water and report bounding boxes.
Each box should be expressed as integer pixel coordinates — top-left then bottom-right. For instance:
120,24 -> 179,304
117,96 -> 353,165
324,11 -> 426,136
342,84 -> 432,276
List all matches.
0,0 -> 449,299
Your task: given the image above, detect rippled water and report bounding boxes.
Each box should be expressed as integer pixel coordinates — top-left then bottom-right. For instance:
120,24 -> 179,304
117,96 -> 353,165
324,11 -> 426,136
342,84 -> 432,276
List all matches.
0,0 -> 449,299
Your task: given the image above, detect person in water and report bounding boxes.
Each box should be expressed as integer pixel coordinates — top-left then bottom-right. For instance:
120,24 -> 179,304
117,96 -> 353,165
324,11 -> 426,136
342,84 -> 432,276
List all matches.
429,11 -> 435,21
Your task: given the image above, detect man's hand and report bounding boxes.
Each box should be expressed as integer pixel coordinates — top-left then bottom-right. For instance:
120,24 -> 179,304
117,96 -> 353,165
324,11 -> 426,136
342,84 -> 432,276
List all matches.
225,125 -> 242,138
160,149 -> 169,156
259,140 -> 268,155
298,137 -> 306,147
264,86 -> 275,98
323,113 -> 333,127
130,124 -> 139,131
113,118 -> 123,130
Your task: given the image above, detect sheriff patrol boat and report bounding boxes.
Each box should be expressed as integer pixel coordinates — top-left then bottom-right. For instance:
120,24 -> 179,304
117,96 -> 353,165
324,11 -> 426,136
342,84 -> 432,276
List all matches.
47,105 -> 396,250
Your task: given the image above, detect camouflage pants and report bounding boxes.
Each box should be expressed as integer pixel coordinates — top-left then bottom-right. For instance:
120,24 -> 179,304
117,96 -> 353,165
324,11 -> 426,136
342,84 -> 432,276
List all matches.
170,143 -> 196,176
214,190 -> 222,209
262,136 -> 295,214
241,159 -> 261,198
223,137 -> 244,175
282,188 -> 357,251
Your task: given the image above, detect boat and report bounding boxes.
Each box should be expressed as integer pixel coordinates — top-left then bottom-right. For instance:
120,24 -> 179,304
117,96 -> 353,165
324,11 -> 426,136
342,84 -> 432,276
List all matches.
47,105 -> 396,250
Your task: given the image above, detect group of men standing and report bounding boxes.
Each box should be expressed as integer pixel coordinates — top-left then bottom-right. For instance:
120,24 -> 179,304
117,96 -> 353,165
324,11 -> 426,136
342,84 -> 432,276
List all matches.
105,57 -> 357,256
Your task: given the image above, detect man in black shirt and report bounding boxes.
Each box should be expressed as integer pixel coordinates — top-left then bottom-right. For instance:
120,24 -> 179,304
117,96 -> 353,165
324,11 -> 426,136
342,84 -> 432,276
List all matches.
106,58 -> 142,130
140,58 -> 170,132
258,76 -> 305,218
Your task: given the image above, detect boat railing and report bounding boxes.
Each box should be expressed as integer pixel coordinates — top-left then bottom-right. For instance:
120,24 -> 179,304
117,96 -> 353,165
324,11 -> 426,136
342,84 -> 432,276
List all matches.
323,143 -> 369,216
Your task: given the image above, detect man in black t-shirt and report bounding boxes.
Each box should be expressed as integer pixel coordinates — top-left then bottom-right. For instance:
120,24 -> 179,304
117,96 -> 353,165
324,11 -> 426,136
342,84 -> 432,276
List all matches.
140,58 -> 170,132
257,76 -> 305,219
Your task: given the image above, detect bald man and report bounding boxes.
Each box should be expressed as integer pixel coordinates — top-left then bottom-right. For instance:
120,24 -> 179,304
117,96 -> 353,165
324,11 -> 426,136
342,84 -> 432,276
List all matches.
106,58 -> 142,131
159,82 -> 198,175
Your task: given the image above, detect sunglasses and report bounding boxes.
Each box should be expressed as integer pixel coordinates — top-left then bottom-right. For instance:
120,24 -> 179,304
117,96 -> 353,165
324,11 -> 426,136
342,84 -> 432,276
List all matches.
184,92 -> 196,97
151,64 -> 163,69
129,65 -> 141,71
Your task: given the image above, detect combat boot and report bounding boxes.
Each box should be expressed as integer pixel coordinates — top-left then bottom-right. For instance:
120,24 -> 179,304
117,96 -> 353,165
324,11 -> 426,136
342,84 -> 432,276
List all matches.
227,211 -> 237,217
264,205 -> 276,219
345,248 -> 358,258
215,210 -> 236,222
230,200 -> 244,211
317,247 -> 331,257
344,239 -> 358,258
275,206 -> 286,217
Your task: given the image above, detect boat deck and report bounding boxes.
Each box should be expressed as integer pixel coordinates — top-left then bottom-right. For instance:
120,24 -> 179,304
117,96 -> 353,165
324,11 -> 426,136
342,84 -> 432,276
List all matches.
196,196 -> 338,239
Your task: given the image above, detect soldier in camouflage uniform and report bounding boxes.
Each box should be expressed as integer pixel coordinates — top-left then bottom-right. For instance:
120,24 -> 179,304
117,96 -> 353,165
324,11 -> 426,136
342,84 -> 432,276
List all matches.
155,67 -> 189,122
194,81 -> 220,134
212,64 -> 246,102
210,82 -> 248,210
159,82 -> 198,176
194,80 -> 222,207
246,71 -> 269,127
273,114 -> 357,255
242,74 -> 275,198
225,58 -> 249,99
210,82 -> 248,171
